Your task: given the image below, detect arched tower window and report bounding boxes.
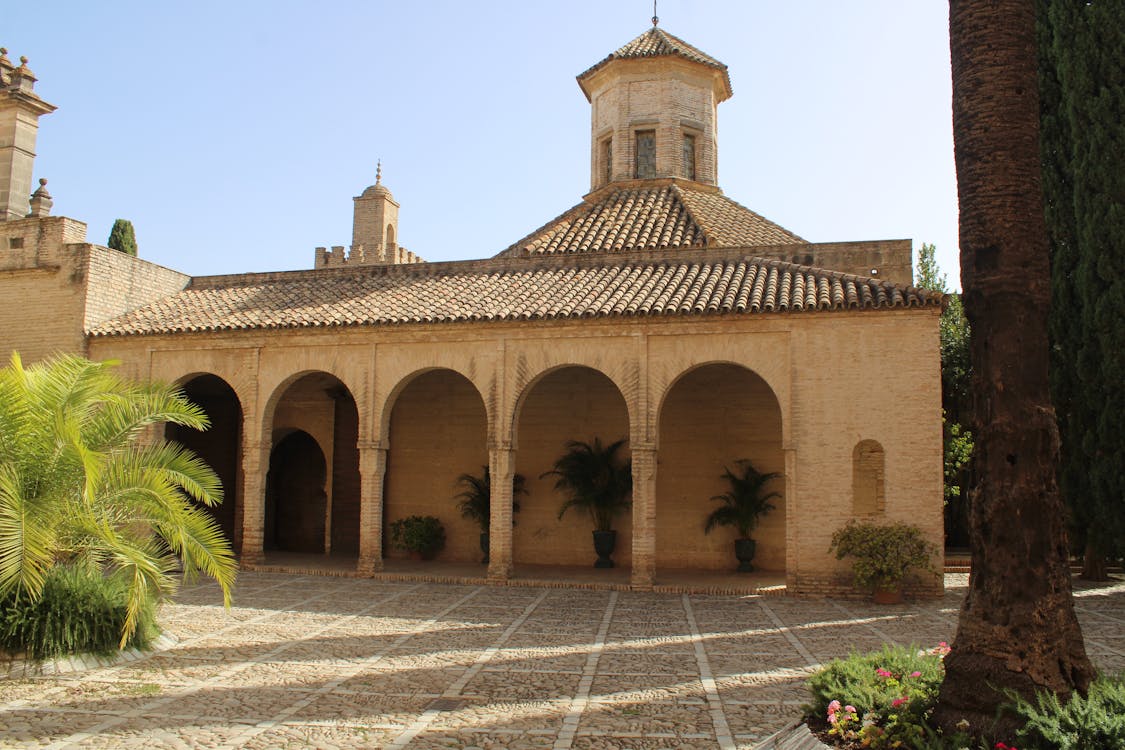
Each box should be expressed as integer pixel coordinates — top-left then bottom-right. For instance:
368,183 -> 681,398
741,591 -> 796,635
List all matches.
852,440 -> 885,516
386,224 -> 395,250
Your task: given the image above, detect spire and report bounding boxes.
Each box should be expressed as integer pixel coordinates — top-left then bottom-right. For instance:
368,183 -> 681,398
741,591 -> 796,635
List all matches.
652,0 -> 659,26
375,159 -> 382,185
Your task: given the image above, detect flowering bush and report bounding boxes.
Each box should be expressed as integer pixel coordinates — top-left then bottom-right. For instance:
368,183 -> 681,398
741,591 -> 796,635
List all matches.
807,643 -> 947,749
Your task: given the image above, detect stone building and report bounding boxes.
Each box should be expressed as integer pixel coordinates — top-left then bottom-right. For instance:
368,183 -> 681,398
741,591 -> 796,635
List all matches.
0,29 -> 945,595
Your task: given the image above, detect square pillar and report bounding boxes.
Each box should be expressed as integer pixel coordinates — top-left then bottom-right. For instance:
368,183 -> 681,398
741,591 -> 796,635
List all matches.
487,445 -> 515,582
630,445 -> 657,589
239,440 -> 269,566
357,443 -> 388,576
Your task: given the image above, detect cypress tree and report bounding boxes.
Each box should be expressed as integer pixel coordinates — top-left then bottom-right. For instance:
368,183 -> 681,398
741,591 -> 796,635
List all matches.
107,219 -> 138,257
1040,1 -> 1125,578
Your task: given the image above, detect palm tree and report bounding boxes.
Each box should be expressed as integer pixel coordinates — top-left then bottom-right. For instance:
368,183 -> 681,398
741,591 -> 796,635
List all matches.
934,0 -> 1094,735
704,461 -> 780,539
544,438 -> 632,532
454,466 -> 526,532
0,353 -> 236,647
454,466 -> 526,563
544,438 -> 632,568
704,460 -> 780,573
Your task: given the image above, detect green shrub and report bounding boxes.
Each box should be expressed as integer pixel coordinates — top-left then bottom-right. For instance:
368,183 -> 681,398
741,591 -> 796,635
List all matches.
0,565 -> 159,660
806,643 -> 948,749
389,515 -> 446,559
1003,674 -> 1125,749
829,520 -> 938,590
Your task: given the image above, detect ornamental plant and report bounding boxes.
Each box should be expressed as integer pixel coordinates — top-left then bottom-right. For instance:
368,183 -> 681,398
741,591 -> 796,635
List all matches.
807,643 -> 949,749
0,353 -> 235,650
829,520 -> 938,591
389,515 -> 446,559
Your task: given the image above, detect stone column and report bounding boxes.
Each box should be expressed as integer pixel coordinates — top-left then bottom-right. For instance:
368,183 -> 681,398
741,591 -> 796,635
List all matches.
487,445 -> 516,582
630,444 -> 658,590
239,439 -> 269,566
357,442 -> 388,576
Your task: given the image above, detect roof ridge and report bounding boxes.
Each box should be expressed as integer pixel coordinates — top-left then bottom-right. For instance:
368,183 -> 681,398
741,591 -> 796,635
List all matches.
668,183 -> 711,247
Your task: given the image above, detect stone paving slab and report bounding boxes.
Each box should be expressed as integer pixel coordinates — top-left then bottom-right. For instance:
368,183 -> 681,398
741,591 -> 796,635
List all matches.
0,573 -> 1122,748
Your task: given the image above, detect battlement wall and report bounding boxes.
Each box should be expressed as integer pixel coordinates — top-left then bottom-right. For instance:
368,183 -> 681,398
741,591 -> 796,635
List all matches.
314,244 -> 425,269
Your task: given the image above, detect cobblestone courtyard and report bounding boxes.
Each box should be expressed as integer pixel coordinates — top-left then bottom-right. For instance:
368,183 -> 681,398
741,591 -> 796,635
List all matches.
1,573 -> 1123,749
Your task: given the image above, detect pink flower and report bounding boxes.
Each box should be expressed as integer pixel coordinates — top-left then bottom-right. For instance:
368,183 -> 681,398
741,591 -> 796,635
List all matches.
827,699 -> 841,713
891,696 -> 909,708
910,671 -> 922,678
844,705 -> 857,714
827,712 -> 838,725
875,668 -> 893,678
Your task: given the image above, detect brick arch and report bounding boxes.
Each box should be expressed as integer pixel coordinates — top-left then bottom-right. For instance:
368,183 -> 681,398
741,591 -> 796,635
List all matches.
508,361 -> 638,449
374,365 -> 493,444
645,341 -> 791,447
654,359 -> 785,445
165,372 -> 244,554
654,361 -> 786,574
510,364 -> 633,570
380,367 -> 491,564
258,366 -> 363,447
261,369 -> 362,558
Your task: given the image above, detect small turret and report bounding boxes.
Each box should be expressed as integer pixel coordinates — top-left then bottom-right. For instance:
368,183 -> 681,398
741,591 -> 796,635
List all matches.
313,164 -> 425,268
1,50 -> 57,221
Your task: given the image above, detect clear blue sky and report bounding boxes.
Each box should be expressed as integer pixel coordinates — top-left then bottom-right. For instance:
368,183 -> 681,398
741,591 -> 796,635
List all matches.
8,1 -> 960,289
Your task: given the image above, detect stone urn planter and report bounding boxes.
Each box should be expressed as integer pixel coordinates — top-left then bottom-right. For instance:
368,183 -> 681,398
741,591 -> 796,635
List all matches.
734,538 -> 758,572
593,530 -> 617,568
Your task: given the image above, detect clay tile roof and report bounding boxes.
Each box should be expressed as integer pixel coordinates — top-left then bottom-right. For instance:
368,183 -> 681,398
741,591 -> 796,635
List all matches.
578,27 -> 732,96
499,182 -> 805,257
88,248 -> 943,338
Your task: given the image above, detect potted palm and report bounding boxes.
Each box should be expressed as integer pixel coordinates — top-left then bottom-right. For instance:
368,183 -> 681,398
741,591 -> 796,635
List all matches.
454,466 -> 526,563
703,460 -> 781,572
829,521 -> 938,603
543,438 -> 632,568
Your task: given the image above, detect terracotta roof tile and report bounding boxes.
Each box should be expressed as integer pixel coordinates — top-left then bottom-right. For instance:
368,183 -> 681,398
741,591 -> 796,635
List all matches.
578,28 -> 732,97
501,182 -> 803,258
88,248 -> 943,338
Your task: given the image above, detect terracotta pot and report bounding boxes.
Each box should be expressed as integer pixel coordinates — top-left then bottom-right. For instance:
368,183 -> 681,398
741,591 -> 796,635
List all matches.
873,585 -> 904,604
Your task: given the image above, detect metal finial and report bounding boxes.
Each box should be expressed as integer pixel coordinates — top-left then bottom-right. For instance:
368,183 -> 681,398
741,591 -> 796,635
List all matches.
375,160 -> 382,184
652,0 -> 658,26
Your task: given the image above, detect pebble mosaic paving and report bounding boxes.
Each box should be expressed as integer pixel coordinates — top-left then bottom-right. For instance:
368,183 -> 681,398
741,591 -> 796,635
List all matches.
1,572 -> 1123,749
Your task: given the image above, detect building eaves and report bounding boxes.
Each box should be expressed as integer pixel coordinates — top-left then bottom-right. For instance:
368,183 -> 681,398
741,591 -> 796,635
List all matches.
88,246 -> 944,338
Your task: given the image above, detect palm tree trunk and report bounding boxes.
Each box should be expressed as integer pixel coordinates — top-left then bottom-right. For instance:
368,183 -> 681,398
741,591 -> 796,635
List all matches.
933,0 -> 1095,736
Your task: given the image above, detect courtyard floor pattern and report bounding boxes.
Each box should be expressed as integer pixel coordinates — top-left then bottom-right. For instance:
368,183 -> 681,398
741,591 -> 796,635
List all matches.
1,573 -> 1123,749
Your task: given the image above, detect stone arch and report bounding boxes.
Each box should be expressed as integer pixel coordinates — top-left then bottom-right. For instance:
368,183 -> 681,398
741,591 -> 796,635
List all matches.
165,373 -> 244,553
265,430 -> 327,553
263,370 -> 361,558
374,365 -> 493,444
511,364 -> 632,569
655,362 -> 785,573
382,368 -> 490,563
852,440 -> 886,517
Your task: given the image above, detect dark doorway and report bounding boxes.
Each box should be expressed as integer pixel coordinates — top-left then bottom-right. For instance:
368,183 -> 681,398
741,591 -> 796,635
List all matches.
166,374 -> 243,553
265,430 -> 327,553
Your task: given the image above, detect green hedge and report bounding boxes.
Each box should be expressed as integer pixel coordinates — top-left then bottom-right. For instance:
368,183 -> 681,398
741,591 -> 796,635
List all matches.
0,565 -> 159,660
